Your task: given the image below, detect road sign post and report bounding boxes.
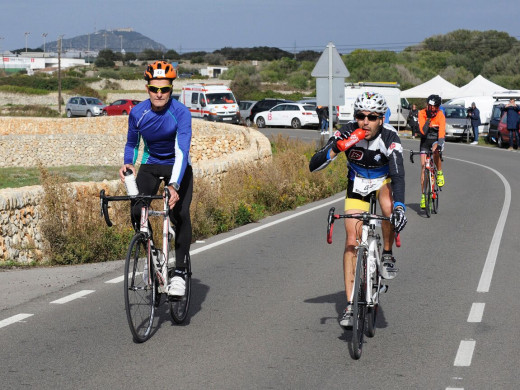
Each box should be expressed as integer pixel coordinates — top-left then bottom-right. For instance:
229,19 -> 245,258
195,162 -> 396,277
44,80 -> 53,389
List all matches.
311,42 -> 350,136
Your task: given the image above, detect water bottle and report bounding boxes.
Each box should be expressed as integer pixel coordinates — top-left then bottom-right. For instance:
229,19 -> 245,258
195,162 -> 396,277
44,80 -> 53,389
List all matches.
123,168 -> 138,196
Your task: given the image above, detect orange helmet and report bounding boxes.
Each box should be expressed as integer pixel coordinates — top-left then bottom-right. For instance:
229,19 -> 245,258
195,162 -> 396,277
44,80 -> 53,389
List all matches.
143,60 -> 177,81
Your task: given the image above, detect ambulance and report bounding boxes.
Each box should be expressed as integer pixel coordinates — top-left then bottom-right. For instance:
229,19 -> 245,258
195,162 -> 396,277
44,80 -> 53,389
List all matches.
179,83 -> 240,124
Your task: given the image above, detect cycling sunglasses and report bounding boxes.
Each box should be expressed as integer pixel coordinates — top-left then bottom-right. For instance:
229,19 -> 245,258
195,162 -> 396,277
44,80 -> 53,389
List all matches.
355,113 -> 383,121
147,85 -> 173,94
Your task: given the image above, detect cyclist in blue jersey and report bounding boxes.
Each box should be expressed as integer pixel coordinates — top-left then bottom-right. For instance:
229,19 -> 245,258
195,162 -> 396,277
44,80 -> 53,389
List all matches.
119,60 -> 192,297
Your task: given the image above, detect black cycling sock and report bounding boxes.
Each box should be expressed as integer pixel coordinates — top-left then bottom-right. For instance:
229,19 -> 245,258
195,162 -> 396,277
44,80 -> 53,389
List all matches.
383,250 -> 392,256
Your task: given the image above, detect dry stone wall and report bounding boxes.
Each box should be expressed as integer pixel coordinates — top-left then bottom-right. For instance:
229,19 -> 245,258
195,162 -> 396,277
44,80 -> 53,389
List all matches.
0,116 -> 272,262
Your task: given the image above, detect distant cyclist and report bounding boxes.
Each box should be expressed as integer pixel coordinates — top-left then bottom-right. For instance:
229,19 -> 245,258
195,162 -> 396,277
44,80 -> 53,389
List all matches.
119,60 -> 193,297
418,94 -> 445,208
309,92 -> 407,328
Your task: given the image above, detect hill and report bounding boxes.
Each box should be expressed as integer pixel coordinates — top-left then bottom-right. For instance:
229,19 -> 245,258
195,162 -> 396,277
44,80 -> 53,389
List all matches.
43,29 -> 166,53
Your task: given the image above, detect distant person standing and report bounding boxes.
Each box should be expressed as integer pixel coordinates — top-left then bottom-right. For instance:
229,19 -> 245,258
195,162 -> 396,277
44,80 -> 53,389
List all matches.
407,104 -> 419,138
317,105 -> 329,134
502,98 -> 520,150
467,102 -> 481,145
384,107 -> 391,124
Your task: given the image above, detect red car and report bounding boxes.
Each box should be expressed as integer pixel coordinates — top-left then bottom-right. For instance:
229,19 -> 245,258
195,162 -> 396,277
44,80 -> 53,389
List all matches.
102,99 -> 140,116
496,112 -> 519,148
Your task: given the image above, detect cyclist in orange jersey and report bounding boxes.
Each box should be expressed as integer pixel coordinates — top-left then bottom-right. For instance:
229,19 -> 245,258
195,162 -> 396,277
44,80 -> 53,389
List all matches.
418,94 -> 445,208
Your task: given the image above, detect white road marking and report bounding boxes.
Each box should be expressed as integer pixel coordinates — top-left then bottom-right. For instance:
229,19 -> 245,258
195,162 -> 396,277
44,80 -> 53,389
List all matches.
467,303 -> 485,323
446,388 -> 464,390
447,157 -> 511,293
0,313 -> 33,329
454,340 -> 476,367
50,290 -> 95,304
105,275 -> 125,284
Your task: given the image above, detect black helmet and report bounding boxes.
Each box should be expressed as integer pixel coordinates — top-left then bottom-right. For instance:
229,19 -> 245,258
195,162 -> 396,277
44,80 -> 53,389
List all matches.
427,94 -> 442,107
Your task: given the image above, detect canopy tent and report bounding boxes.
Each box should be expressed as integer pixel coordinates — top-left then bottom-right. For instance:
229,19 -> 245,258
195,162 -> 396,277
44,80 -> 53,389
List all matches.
457,75 -> 507,97
401,75 -> 461,99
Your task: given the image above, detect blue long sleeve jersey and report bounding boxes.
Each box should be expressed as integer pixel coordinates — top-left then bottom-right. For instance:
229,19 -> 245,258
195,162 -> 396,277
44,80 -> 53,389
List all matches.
124,98 -> 192,190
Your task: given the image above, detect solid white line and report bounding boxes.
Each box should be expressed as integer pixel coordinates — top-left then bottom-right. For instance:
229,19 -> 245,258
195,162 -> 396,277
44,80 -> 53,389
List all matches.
467,302 -> 485,323
50,290 -> 95,304
190,196 -> 343,256
0,313 -> 34,329
448,157 -> 511,293
454,340 -> 476,366
446,388 -> 464,390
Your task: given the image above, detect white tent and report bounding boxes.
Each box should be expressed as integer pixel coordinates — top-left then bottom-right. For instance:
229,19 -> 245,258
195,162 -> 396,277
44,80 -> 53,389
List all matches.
457,75 -> 507,97
401,75 -> 461,99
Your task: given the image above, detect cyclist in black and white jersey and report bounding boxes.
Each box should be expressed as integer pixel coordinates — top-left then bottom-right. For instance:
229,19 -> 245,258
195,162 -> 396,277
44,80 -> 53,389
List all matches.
309,92 -> 407,327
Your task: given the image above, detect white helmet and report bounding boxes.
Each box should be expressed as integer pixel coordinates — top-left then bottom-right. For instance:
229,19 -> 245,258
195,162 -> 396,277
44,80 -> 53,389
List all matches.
354,92 -> 388,115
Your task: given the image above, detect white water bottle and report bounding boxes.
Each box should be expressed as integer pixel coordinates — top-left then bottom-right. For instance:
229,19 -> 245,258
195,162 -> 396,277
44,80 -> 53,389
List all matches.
123,169 -> 139,196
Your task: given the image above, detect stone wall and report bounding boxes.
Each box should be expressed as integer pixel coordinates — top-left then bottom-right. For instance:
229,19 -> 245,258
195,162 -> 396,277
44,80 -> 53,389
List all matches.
0,116 -> 272,262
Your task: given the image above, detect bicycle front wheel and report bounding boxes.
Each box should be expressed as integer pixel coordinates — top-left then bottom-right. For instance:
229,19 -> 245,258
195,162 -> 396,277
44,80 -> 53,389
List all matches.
124,233 -> 156,343
352,248 -> 367,360
366,256 -> 380,338
423,169 -> 432,218
170,253 -> 192,324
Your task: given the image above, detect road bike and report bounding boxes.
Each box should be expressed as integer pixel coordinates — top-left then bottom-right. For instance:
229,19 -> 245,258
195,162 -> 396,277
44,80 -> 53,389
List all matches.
100,188 -> 192,343
410,150 -> 442,217
326,193 -> 399,359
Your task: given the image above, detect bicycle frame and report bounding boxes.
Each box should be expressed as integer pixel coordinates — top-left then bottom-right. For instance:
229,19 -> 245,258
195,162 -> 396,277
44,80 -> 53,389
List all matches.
100,188 -> 175,290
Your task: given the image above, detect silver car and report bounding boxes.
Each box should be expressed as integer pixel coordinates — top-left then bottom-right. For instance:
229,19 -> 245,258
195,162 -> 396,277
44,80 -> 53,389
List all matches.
441,104 -> 473,142
65,96 -> 106,117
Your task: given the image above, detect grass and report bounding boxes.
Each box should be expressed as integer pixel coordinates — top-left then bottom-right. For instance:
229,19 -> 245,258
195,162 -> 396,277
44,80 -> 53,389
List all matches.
0,166 -> 120,189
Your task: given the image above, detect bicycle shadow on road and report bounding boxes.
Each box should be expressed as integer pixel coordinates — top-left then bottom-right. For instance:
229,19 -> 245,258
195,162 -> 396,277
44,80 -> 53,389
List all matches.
407,202 -> 430,218
155,278 -> 209,328
304,290 -> 389,334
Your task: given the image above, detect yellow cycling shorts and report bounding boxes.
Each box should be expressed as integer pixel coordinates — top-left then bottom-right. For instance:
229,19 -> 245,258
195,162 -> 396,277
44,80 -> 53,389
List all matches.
345,177 -> 391,212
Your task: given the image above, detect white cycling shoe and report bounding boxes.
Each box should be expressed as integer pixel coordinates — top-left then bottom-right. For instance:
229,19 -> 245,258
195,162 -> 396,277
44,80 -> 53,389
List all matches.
167,275 -> 186,296
381,254 -> 398,280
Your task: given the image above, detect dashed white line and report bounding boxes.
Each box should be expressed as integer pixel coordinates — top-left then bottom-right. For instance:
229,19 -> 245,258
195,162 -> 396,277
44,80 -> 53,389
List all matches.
467,303 -> 485,323
454,340 -> 476,367
50,290 -> 95,304
105,275 -> 125,284
0,313 -> 34,329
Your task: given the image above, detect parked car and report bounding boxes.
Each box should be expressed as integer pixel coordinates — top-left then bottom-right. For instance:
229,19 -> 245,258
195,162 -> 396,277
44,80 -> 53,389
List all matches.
254,102 -> 319,129
102,99 -> 140,116
238,100 -> 257,126
248,98 -> 294,124
494,111 -> 520,148
65,96 -> 105,117
441,104 -> 473,142
297,99 -> 339,126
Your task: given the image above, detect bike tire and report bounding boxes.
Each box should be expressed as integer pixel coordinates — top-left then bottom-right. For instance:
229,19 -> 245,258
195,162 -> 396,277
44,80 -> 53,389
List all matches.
352,249 -> 367,360
432,173 -> 439,214
124,233 -> 156,343
366,253 -> 380,338
170,253 -> 192,324
423,169 -> 432,218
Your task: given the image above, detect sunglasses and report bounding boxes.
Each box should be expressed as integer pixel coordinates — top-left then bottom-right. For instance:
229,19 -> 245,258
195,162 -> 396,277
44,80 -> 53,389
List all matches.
148,85 -> 172,94
355,113 -> 382,121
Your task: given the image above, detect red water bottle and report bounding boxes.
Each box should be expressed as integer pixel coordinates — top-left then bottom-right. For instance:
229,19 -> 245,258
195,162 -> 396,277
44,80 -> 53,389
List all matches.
336,128 -> 366,152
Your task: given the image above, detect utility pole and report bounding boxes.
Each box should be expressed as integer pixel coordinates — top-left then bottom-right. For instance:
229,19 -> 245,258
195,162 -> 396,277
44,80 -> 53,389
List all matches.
58,35 -> 64,114
87,33 -> 90,63
103,32 -> 108,49
24,32 -> 31,52
42,33 -> 48,56
119,35 -> 123,52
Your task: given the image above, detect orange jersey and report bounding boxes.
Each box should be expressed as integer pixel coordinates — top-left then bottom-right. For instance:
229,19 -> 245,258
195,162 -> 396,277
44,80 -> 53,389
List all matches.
418,109 -> 446,139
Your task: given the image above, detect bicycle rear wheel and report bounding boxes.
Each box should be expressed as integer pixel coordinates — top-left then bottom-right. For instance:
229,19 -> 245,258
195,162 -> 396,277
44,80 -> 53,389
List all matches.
423,169 -> 432,218
170,253 -> 192,324
352,249 -> 367,359
124,233 -> 156,343
432,174 -> 439,214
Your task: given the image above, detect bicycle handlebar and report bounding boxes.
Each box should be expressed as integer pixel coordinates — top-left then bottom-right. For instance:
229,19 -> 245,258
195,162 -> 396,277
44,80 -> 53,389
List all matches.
409,149 -> 443,164
99,189 -> 170,227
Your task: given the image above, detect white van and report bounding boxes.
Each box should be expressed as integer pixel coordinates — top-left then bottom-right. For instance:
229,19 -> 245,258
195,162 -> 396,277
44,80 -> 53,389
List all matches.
337,82 -> 410,128
179,83 -> 240,124
445,95 -> 495,133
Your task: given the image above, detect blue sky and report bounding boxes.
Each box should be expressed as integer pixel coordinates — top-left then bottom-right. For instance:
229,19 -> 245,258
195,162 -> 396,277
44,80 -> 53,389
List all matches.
2,0 -> 519,53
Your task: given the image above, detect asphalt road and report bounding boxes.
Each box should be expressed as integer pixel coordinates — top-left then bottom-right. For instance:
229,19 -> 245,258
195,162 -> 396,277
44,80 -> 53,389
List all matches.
1,131 -> 519,389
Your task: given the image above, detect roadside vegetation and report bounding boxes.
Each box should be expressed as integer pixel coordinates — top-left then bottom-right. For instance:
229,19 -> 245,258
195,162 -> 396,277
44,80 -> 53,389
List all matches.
1,136 -> 346,266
